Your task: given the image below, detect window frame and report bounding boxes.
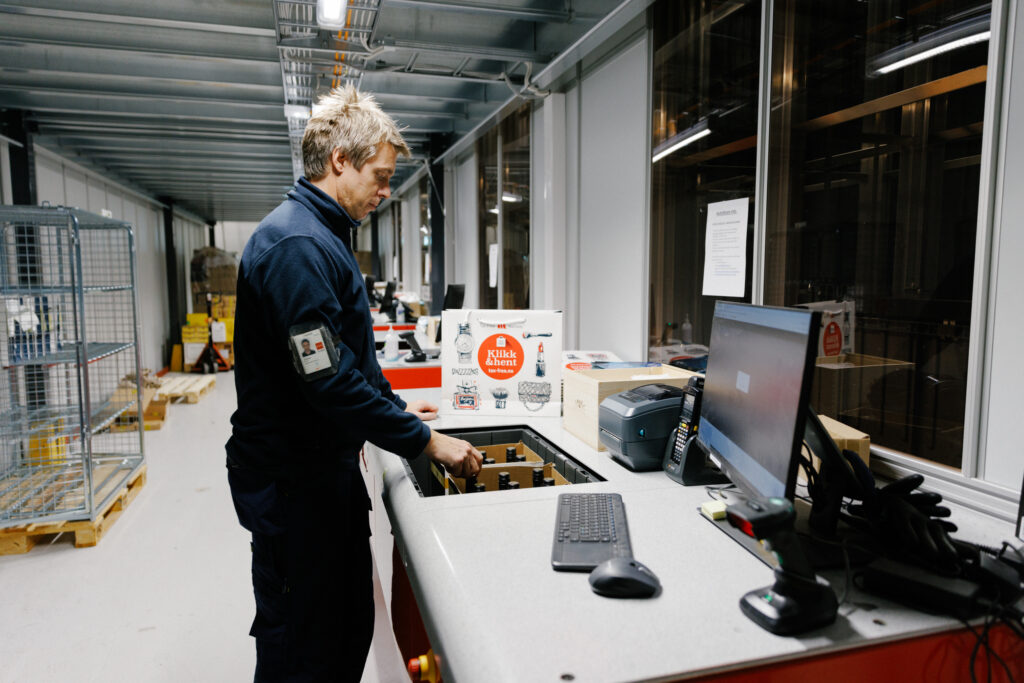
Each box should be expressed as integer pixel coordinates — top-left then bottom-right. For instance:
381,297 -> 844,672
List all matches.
646,0 -> 1019,519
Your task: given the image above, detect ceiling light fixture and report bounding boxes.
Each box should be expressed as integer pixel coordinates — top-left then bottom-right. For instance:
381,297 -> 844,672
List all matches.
501,191 -> 523,203
317,0 -> 348,31
651,119 -> 711,164
871,14 -> 990,76
284,104 -> 311,120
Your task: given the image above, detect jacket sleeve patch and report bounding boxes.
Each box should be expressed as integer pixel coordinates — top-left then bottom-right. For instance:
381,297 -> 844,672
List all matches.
288,323 -> 340,381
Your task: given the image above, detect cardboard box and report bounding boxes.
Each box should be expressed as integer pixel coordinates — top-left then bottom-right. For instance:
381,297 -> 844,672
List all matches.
211,294 -> 236,319
563,364 -> 698,451
817,414 -> 870,467
181,325 -> 208,343
353,250 -> 373,274
812,353 -> 913,420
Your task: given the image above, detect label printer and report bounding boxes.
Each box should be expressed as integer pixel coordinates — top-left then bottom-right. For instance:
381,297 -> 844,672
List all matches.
599,383 -> 684,472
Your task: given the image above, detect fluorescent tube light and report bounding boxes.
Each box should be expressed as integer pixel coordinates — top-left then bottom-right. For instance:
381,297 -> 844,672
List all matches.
501,191 -> 523,203
875,31 -> 989,74
317,0 -> 348,30
870,14 -> 990,76
488,206 -> 500,215
651,120 -> 711,164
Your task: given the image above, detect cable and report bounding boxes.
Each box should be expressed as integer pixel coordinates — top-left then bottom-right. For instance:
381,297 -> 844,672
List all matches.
704,483 -> 735,501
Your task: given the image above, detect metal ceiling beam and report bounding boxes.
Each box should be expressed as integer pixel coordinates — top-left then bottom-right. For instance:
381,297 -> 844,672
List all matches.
280,35 -> 547,65
81,148 -> 290,160
35,125 -> 286,143
29,112 -> 286,128
0,90 -> 285,123
29,112 -> 287,131
0,15 -> 279,62
0,4 -> 275,36
0,43 -> 282,86
0,70 -> 284,104
379,0 -> 584,23
373,37 -> 551,64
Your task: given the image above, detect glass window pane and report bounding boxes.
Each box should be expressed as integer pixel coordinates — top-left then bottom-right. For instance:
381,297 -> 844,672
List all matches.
648,0 -> 762,360
501,105 -> 531,309
477,127 -> 499,308
766,1 -> 991,469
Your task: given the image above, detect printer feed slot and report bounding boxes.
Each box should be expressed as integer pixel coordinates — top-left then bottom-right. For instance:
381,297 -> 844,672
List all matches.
402,425 -> 605,497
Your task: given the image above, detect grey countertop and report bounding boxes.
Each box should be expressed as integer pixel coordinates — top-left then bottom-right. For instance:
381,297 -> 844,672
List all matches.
365,402 -> 1019,683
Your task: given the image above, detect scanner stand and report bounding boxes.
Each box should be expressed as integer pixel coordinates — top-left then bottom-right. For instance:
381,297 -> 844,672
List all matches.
727,498 -> 838,635
672,433 -> 729,486
740,569 -> 839,636
399,331 -> 438,362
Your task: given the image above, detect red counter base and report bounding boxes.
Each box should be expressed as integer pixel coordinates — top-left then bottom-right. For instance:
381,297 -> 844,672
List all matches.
382,365 -> 442,390
389,551 -> 1024,683
702,623 -> 1023,683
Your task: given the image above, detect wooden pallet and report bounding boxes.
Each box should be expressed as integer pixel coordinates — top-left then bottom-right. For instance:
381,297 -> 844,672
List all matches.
0,465 -> 147,555
155,374 -> 216,404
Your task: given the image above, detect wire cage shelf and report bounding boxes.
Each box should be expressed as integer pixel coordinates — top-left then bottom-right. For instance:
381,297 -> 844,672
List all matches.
0,206 -> 145,529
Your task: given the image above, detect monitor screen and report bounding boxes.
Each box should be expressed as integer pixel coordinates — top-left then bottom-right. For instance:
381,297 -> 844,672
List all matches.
442,284 -> 465,310
697,302 -> 820,500
379,280 -> 398,317
364,275 -> 377,305
436,284 -> 465,343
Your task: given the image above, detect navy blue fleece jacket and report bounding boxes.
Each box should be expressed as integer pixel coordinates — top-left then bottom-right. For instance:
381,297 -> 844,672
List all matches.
226,178 -> 430,474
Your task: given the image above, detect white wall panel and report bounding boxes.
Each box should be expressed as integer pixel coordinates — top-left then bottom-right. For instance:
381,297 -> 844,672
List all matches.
64,167 -> 87,210
30,148 -> 169,368
1,141 -> 11,204
34,154 -> 65,206
400,191 -> 419,292
453,152 -> 479,308
217,221 -> 259,256
577,36 -> 649,360
86,177 -> 106,215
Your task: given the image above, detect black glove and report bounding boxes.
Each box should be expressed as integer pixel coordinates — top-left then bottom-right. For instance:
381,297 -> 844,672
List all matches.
847,474 -> 960,573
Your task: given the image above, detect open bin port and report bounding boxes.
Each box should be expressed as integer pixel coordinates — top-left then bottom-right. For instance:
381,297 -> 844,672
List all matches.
403,425 -> 605,497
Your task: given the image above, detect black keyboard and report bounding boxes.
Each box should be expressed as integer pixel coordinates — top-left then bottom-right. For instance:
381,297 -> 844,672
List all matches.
551,492 -> 634,571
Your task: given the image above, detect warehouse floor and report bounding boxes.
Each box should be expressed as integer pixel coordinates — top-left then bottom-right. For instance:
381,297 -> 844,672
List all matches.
0,374 -> 404,683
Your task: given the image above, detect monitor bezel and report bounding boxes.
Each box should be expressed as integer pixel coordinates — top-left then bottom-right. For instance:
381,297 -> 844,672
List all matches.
697,301 -> 821,502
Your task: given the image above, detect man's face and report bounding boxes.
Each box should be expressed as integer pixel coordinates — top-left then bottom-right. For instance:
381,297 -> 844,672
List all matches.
336,143 -> 396,221
302,341 -> 311,352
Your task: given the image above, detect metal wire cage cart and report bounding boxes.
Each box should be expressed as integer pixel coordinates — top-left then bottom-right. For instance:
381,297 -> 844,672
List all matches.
0,206 -> 145,529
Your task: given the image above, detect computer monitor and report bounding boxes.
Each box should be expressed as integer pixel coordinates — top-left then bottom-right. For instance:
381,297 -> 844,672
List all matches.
697,302 -> 821,501
378,280 -> 398,320
364,275 -> 379,305
435,284 -> 465,343
442,284 -> 465,310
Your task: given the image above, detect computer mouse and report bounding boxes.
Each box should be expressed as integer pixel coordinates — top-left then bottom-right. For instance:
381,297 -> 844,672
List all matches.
588,557 -> 661,598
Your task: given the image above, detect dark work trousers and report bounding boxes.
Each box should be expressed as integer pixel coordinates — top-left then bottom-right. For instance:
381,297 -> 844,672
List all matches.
229,464 -> 374,683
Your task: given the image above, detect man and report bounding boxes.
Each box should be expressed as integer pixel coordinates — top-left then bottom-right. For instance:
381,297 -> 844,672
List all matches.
300,339 -> 315,357
226,85 -> 482,682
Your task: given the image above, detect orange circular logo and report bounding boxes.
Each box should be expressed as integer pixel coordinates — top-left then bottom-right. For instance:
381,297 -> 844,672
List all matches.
477,334 -> 524,379
822,321 -> 842,356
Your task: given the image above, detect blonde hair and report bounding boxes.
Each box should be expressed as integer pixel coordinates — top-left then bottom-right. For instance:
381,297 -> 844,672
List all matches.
301,84 -> 410,179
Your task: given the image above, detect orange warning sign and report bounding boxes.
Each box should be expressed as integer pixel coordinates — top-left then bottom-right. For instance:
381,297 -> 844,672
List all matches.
822,321 -> 842,356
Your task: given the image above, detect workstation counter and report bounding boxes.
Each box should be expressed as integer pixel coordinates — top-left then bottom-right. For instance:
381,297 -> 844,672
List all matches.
363,390 -> 1021,682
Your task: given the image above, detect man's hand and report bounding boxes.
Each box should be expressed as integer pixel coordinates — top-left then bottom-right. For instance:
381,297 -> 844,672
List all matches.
423,430 -> 483,478
405,399 -> 439,422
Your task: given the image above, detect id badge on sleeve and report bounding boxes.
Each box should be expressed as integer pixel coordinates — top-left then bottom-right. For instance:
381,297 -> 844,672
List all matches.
288,322 -> 340,381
